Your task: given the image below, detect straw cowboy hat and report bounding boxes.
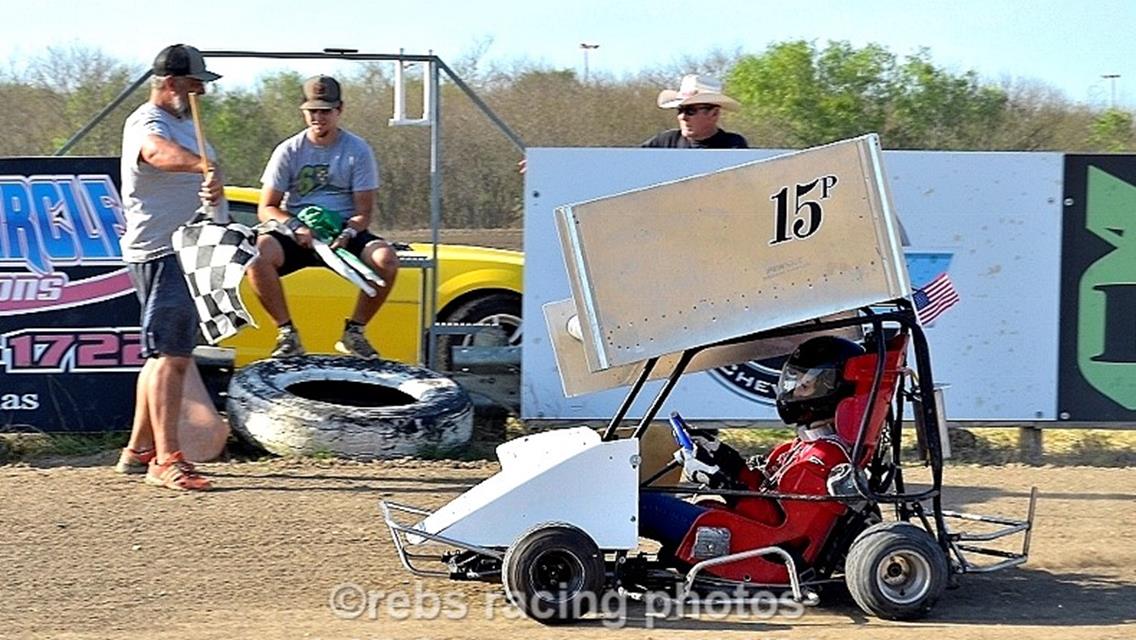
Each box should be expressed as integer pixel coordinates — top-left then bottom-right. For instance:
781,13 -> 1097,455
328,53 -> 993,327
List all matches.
657,74 -> 741,111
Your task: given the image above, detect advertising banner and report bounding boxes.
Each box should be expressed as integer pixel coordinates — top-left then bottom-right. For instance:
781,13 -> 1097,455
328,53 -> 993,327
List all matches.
0,157 -> 140,431
1058,155 -> 1136,421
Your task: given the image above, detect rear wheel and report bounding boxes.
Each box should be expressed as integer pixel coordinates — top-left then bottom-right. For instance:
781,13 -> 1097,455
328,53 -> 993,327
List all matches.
845,521 -> 948,620
435,292 -> 522,371
502,524 -> 605,624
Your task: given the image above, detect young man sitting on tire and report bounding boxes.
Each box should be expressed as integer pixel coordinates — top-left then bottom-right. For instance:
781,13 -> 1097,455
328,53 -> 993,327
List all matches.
247,75 -> 399,359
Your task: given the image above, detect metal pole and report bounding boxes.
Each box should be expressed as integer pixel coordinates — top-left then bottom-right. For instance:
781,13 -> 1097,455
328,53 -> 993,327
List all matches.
579,43 -> 599,83
1102,74 -> 1120,109
427,59 -> 442,370
392,54 -> 406,121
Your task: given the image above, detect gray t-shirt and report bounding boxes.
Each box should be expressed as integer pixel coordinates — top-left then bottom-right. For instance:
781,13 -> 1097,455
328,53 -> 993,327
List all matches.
119,102 -> 225,263
260,128 -> 379,217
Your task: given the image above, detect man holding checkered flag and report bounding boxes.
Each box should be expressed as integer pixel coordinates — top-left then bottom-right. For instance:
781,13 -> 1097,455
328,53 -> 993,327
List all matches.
117,44 -> 227,491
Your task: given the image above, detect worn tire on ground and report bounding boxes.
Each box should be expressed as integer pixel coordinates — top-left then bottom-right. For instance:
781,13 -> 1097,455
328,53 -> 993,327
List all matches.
226,355 -> 473,459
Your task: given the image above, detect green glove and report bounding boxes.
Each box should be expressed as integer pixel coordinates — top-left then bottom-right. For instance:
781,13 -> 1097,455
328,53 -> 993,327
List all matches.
296,205 -> 344,243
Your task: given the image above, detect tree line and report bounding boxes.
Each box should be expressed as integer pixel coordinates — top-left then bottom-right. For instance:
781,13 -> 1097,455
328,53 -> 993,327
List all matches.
1,41 -> 1131,230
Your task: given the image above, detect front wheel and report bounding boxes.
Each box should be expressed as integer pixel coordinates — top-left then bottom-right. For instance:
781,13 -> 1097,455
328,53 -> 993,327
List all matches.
501,523 -> 606,624
844,521 -> 948,620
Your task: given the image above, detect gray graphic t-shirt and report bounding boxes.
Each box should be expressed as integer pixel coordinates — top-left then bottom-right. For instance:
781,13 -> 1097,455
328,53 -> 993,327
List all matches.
260,128 -> 379,217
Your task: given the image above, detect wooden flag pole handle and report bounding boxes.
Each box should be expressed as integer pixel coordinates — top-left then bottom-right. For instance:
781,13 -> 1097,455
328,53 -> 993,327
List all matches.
187,92 -> 210,176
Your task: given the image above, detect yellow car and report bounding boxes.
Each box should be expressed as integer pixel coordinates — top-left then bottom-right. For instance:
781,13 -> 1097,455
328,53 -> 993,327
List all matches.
220,186 -> 523,367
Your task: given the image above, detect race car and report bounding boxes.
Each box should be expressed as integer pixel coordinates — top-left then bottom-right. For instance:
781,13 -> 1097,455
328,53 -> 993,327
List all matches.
378,135 -> 1035,624
381,307 -> 1036,623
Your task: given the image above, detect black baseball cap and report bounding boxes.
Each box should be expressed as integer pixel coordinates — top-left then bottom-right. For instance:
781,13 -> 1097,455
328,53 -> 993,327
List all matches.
301,75 -> 343,110
152,44 -> 221,81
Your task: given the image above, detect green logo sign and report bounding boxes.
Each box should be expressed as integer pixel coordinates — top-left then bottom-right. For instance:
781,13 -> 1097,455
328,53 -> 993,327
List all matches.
1079,167 -> 1136,409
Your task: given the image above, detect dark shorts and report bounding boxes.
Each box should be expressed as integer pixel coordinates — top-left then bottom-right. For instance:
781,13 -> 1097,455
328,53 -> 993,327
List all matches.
127,254 -> 197,359
267,230 -> 386,277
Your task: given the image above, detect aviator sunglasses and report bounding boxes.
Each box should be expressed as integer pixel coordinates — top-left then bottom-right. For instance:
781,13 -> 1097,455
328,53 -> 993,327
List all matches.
676,104 -> 718,116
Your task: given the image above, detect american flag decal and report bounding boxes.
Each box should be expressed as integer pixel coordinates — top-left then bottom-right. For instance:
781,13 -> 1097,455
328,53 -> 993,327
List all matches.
912,272 -> 960,325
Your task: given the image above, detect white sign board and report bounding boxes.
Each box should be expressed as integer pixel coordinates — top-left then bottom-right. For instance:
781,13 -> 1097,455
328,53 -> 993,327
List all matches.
522,148 -> 1063,422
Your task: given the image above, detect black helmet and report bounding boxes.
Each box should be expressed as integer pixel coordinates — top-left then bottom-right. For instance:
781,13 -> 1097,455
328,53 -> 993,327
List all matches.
776,336 -> 866,425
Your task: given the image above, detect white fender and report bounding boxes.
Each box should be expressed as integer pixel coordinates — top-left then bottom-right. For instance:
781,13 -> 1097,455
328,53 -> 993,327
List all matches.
412,427 -> 640,549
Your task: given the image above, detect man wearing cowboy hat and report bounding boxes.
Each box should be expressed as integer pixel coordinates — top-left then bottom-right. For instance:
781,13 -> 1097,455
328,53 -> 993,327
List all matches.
642,75 -> 748,149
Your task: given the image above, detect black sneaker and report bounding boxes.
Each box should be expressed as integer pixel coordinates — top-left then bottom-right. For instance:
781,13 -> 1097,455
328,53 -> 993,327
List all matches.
271,326 -> 305,358
334,324 -> 380,359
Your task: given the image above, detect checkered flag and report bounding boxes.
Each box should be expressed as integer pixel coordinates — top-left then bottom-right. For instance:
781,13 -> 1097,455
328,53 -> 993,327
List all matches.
172,221 -> 259,345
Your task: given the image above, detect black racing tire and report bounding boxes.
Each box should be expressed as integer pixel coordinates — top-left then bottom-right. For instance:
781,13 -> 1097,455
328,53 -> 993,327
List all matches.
845,521 -> 948,620
226,355 -> 473,459
501,523 -> 606,625
436,292 -> 522,371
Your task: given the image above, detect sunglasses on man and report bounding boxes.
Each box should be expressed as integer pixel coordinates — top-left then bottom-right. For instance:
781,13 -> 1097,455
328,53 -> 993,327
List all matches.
676,104 -> 718,116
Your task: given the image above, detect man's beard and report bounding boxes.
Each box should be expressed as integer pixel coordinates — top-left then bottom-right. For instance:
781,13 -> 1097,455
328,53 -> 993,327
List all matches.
171,92 -> 191,118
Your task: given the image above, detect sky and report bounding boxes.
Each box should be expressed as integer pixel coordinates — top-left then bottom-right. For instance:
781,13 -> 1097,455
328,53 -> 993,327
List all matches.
3,0 -> 1135,108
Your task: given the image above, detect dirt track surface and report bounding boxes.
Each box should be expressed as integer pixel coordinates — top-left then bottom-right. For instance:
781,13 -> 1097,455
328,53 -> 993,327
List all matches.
1,460 -> 1133,640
